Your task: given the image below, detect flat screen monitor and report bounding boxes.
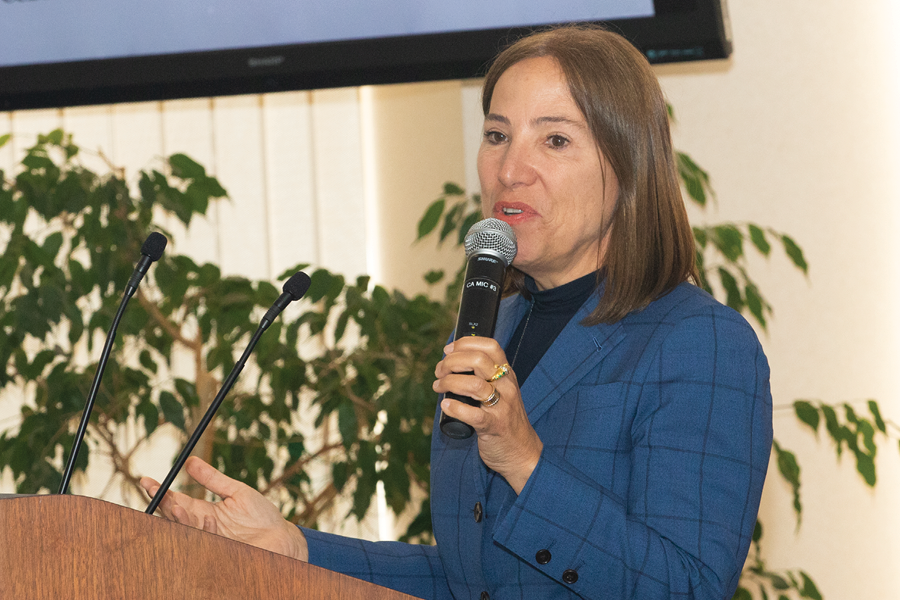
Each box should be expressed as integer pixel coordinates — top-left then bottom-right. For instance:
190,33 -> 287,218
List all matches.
0,0 -> 731,111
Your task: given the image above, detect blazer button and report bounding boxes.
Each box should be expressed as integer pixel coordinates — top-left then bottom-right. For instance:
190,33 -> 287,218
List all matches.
535,549 -> 552,565
562,569 -> 579,584
480,591 -> 490,600
473,502 -> 483,523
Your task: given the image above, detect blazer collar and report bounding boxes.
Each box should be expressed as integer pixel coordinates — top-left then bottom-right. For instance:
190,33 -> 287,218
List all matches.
495,291 -> 626,426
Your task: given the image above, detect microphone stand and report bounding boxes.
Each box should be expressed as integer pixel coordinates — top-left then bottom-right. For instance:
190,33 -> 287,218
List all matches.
58,232 -> 167,495
145,326 -> 264,515
145,271 -> 310,515
58,292 -> 132,494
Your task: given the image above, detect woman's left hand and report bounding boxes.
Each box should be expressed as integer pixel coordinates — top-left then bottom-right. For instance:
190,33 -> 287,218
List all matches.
140,457 -> 308,561
434,337 -> 543,494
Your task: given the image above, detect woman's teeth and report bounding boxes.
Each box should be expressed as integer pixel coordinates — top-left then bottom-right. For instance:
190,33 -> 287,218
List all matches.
502,207 -> 523,215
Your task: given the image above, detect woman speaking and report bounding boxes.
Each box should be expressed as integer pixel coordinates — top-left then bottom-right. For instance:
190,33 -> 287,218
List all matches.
141,25 -> 772,600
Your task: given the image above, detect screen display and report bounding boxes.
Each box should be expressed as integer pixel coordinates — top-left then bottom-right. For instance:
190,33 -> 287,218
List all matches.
0,0 -> 654,68
0,0 -> 729,111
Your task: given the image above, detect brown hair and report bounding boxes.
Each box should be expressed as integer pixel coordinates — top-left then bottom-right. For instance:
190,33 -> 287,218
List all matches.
482,25 -> 698,324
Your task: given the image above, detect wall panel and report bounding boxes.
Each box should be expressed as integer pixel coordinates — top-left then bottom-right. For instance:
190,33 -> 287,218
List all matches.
110,102 -> 163,176
261,91 -> 320,278
7,108 -> 61,163
0,113 -> 12,172
210,95 -> 270,279
60,105 -> 114,176
159,97 -> 220,266
309,88 -> 368,278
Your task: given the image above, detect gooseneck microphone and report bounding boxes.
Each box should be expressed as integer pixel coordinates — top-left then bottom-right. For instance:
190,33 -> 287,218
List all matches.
440,218 -> 517,439
146,271 -> 311,515
126,232 -> 168,296
58,232 -> 168,495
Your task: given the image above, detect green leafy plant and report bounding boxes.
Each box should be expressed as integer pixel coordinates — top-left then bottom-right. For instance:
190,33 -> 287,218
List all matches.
773,399 -> 889,525
740,399 -> 893,600
0,130 -> 448,536
733,521 -> 822,600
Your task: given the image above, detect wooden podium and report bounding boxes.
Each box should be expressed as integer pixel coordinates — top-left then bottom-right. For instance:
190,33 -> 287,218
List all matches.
0,494 -> 418,599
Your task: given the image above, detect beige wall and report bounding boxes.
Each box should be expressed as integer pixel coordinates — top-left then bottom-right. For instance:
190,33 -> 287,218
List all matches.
3,0 -> 900,596
363,81 -> 468,295
655,2 -> 900,598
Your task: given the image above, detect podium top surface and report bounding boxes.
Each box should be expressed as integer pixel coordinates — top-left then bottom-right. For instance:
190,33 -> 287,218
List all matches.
0,494 -> 418,600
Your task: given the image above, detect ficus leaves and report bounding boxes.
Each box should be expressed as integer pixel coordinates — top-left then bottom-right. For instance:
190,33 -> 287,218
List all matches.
0,130 -> 448,536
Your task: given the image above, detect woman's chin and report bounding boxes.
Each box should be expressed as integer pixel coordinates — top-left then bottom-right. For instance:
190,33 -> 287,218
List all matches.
510,254 -> 538,277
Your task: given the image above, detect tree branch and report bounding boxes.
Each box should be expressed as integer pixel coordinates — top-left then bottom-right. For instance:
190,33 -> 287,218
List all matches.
136,288 -> 200,350
259,441 -> 344,495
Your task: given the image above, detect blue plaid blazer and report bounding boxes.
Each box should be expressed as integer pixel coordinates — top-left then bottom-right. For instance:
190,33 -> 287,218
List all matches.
303,282 -> 772,600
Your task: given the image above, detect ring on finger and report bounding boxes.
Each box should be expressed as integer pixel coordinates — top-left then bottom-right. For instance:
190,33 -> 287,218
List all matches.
482,384 -> 501,407
489,363 -> 511,382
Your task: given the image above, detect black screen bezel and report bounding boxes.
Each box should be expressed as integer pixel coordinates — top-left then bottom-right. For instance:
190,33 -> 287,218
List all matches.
0,0 -> 729,111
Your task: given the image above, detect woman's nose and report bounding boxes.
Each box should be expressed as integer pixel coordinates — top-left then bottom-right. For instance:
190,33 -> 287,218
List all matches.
498,142 -> 537,188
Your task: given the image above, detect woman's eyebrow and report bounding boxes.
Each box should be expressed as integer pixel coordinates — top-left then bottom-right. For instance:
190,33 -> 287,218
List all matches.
534,115 -> 586,128
484,113 -> 586,128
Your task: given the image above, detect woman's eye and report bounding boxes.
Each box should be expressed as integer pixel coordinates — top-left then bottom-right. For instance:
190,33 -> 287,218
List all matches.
548,135 -> 569,148
484,130 -> 507,144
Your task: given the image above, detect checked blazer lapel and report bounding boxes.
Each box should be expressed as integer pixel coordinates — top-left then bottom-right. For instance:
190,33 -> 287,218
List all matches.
493,294 -> 530,349
494,293 -> 625,427
468,292 -> 624,495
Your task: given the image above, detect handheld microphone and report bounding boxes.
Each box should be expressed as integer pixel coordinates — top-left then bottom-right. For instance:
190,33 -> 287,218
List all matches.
146,271 -> 311,515
58,232 -> 168,495
439,218 -> 517,439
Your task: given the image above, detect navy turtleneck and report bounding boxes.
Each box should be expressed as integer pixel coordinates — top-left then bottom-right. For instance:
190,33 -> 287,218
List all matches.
503,270 -> 600,386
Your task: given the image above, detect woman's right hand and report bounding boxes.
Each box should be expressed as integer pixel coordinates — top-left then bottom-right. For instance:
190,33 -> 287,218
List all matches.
140,456 -> 308,561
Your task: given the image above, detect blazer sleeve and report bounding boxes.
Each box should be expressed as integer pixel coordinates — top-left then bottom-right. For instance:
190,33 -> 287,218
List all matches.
491,305 -> 773,599
301,527 -> 452,600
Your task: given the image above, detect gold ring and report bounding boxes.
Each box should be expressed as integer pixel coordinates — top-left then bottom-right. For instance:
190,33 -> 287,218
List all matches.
482,384 -> 501,407
490,363 -> 511,382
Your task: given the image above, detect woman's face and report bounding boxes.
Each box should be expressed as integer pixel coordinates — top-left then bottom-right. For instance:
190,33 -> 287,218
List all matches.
478,56 -> 619,290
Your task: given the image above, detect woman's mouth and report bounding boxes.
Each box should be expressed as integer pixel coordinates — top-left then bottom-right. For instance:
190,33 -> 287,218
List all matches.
493,203 -> 532,222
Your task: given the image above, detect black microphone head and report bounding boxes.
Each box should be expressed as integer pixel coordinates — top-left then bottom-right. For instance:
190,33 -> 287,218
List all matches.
141,232 -> 168,261
464,218 -> 517,267
283,271 -> 312,300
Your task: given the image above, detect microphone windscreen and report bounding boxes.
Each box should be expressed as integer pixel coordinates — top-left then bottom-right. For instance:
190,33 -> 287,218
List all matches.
141,232 -> 168,261
464,218 -> 517,266
283,271 -> 312,300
